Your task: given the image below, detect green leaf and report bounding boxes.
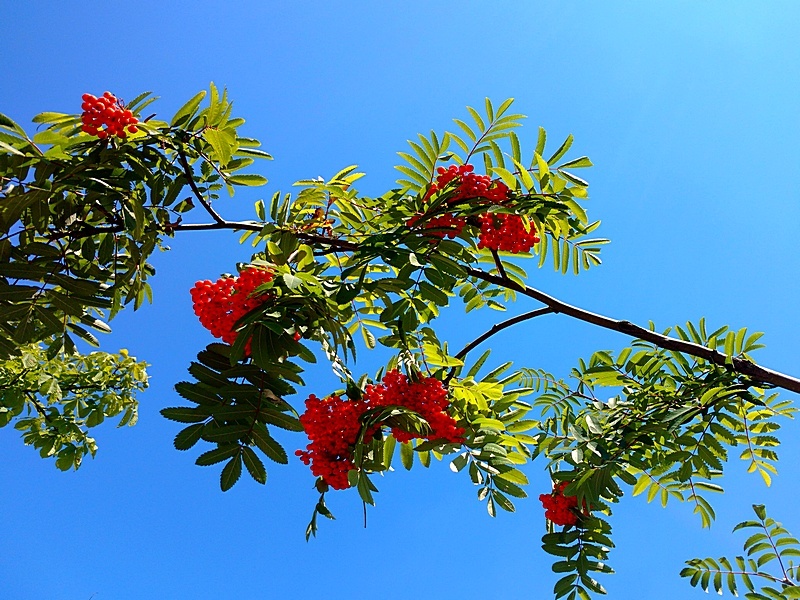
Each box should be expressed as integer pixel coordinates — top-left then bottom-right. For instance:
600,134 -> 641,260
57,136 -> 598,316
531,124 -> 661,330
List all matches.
250,423 -> 288,464
196,444 -> 239,466
220,452 -> 243,491
492,490 -> 515,512
261,409 -> 304,432
171,90 -> 207,126
494,476 -> 527,498
400,441 -> 414,470
486,495 -> 496,517
535,127 -> 547,157
282,273 -> 302,290
228,174 -> 268,186
173,423 -> 205,450
55,445 -> 77,471
0,112 -> 24,131
161,407 -> 209,423
547,134 -> 574,165
203,424 -> 252,443
32,112 -> 73,124
495,468 -> 529,485
0,139 -> 24,156
557,156 -> 593,169
32,130 -> 67,145
204,128 -> 234,166
242,447 -> 267,484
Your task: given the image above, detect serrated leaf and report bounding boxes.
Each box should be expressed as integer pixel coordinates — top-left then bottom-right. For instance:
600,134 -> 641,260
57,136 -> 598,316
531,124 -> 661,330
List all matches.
171,90 -> 207,126
228,174 -> 268,186
250,423 -> 288,464
161,407 -> 209,423
220,452 -> 243,491
204,128 -> 234,166
242,446 -> 267,484
173,423 -> 205,450
196,444 -> 239,466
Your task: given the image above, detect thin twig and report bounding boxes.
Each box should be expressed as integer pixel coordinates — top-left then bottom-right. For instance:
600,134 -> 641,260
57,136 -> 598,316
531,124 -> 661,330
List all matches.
455,308 -> 554,362
444,307 -> 554,383
175,147 -> 225,225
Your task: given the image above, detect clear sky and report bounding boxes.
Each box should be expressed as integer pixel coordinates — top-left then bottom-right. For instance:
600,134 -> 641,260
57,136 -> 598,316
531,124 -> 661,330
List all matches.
3,2 -> 800,599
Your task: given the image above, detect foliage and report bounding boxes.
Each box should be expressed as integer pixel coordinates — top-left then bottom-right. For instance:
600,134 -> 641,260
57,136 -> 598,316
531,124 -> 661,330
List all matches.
682,504 -> 800,598
0,343 -> 146,469
2,86 -> 799,598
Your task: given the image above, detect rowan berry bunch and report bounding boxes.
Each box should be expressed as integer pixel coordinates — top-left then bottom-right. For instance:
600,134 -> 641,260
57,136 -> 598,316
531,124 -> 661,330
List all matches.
410,164 -> 540,254
477,212 -> 540,253
363,370 -> 464,444
539,481 -> 582,527
407,212 -> 467,239
296,394 -> 367,490
190,267 -> 274,346
296,371 -> 464,489
80,92 -> 139,139
425,164 -> 511,204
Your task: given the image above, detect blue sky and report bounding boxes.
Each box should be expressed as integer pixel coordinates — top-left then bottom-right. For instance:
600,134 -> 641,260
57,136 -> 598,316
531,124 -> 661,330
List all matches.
3,2 -> 800,598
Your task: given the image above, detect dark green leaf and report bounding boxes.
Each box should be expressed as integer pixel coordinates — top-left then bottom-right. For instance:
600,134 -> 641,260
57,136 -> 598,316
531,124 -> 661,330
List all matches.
196,444 -> 239,466
220,452 -> 243,491
242,446 -> 267,484
173,423 -> 205,450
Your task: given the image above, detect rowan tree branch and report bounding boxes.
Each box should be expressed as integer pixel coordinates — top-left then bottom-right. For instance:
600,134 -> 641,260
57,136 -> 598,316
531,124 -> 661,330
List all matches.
465,266 -> 800,395
171,220 -> 358,251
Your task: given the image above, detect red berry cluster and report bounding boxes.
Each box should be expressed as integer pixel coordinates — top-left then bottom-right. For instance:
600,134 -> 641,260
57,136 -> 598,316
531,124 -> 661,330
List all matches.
477,212 -> 540,253
539,481 -> 581,526
190,267 -> 275,346
295,394 -> 366,490
410,164 -> 540,254
296,371 -> 464,489
80,92 -> 139,139
407,212 -> 466,239
363,370 -> 464,444
425,164 -> 510,204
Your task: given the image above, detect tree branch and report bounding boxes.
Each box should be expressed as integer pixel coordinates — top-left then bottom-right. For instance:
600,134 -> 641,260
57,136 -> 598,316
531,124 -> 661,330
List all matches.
173,221 -> 357,252
465,266 -> 800,395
